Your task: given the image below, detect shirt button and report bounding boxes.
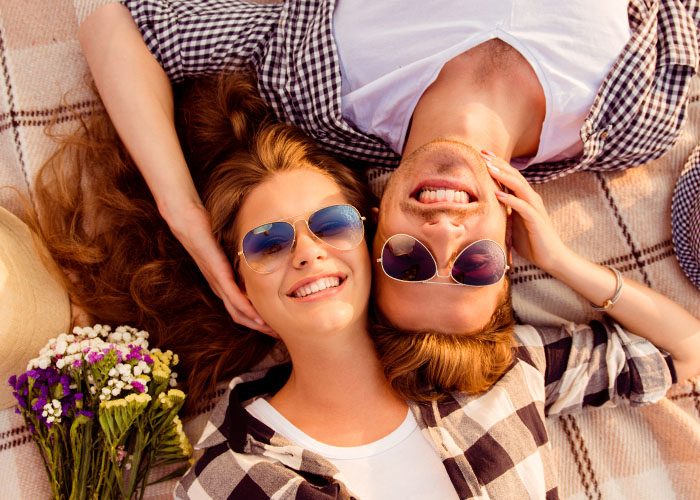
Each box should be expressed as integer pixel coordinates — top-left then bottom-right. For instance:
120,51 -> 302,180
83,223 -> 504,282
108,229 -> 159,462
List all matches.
599,130 -> 609,140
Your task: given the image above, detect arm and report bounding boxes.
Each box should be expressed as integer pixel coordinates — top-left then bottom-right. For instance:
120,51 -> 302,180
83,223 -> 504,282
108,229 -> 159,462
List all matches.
515,321 -> 675,416
78,5 -> 272,333
484,153 -> 700,381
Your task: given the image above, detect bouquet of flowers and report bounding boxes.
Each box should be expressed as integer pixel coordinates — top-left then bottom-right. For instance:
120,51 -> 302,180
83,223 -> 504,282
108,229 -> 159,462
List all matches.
8,324 -> 192,499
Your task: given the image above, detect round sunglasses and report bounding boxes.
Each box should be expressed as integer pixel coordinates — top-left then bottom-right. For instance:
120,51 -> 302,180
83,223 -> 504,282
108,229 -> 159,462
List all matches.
377,234 -> 509,286
238,204 -> 366,274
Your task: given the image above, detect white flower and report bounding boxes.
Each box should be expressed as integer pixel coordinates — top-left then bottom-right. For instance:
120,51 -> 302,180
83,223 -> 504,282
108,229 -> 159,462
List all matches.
56,359 -> 65,369
37,357 -> 50,370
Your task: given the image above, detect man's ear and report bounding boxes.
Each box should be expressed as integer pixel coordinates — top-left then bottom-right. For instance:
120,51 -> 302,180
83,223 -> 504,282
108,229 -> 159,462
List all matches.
371,206 -> 379,223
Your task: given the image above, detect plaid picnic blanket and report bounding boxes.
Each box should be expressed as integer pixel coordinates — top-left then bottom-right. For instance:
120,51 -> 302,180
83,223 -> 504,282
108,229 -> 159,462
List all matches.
0,1 -> 698,498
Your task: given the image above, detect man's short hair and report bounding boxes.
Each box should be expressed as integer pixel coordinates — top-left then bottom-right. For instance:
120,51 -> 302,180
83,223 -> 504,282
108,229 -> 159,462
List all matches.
369,282 -> 515,402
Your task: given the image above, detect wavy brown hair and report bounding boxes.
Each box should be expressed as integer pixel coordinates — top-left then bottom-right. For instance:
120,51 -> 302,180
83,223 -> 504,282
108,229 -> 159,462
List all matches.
369,282 -> 515,402
33,72 -> 372,414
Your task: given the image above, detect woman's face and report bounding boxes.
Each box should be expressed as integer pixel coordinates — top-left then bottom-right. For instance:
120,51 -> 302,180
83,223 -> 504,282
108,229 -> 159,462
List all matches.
235,168 -> 371,340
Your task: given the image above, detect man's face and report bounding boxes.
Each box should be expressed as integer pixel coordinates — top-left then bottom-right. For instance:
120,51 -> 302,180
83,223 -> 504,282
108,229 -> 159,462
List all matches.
373,140 -> 508,334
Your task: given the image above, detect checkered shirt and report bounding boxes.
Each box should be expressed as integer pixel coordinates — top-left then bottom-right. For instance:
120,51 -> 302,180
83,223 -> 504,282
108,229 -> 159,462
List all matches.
174,321 -> 675,499
122,0 -> 698,184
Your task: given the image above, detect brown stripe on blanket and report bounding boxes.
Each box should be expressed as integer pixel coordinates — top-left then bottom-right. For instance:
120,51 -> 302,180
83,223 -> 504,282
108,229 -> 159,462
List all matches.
0,425 -> 28,440
667,378 -> 700,416
559,414 -> 602,500
0,29 -> 30,202
0,100 -> 102,133
0,434 -> 32,452
511,239 -> 675,286
594,172 -> 652,286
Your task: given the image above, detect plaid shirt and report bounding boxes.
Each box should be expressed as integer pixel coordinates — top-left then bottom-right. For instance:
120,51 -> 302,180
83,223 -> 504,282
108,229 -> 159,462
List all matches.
174,321 -> 675,499
123,0 -> 698,184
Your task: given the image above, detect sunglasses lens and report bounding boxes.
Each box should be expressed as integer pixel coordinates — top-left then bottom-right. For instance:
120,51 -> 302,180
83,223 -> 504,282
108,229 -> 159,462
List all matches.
241,222 -> 295,272
452,239 -> 506,286
308,205 -> 364,250
381,235 -> 436,282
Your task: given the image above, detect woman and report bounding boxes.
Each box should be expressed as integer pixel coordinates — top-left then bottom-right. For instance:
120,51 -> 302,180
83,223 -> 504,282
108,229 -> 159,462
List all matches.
33,73 -> 459,497
32,71 -> 696,498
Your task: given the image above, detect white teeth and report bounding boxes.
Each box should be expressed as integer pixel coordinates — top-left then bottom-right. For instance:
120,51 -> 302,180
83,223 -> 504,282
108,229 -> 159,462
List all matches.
418,187 -> 470,204
293,277 -> 341,298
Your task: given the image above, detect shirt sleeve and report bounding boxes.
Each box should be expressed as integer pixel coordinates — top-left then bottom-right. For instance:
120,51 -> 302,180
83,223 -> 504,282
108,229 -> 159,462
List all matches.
515,319 -> 676,417
121,0 -> 283,83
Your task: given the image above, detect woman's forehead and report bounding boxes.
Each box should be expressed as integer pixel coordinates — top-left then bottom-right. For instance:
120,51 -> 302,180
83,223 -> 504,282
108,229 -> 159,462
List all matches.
239,169 -> 347,227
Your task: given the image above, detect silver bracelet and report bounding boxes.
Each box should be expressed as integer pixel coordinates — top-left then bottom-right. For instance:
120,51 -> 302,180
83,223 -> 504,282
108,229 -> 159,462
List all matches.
591,266 -> 624,311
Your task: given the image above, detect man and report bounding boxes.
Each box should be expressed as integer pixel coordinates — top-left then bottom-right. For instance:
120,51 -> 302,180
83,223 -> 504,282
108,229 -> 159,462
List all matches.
80,0 -> 698,334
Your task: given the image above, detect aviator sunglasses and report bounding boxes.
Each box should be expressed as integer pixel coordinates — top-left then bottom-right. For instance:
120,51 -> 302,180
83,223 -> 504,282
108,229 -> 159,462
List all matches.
238,204 -> 365,273
377,234 -> 509,286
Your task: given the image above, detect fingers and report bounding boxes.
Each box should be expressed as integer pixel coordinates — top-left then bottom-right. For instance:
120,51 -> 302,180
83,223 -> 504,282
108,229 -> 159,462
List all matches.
166,203 -> 275,335
494,189 -> 542,224
480,151 -> 545,212
195,248 -> 275,335
217,281 -> 278,337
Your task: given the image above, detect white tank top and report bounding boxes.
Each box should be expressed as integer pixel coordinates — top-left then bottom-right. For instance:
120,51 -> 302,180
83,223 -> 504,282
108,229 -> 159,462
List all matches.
246,398 -> 458,499
332,0 -> 631,168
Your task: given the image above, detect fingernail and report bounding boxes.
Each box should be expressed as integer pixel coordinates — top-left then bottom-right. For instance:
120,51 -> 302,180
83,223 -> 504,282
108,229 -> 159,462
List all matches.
495,190 -> 508,197
486,161 -> 500,172
255,318 -> 265,326
481,150 -> 496,158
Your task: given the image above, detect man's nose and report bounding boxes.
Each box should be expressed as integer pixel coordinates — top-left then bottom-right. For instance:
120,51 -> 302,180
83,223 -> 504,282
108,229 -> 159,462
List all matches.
421,217 -> 465,274
291,222 -> 327,268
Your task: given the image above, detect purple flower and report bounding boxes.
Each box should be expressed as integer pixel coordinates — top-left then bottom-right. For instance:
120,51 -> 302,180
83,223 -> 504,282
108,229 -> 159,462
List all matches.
86,351 -> 104,365
131,380 -> 146,394
72,360 -> 83,368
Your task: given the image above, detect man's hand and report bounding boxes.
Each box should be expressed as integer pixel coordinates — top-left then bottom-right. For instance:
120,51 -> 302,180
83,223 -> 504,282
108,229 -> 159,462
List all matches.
482,151 -> 569,272
164,202 -> 276,336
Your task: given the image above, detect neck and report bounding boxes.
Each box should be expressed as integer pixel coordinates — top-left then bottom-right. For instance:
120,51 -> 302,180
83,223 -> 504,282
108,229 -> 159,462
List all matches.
403,41 -> 546,161
269,324 -> 407,445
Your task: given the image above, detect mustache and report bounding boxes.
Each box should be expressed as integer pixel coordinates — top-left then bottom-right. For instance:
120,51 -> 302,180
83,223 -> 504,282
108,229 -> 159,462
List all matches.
398,200 -> 487,220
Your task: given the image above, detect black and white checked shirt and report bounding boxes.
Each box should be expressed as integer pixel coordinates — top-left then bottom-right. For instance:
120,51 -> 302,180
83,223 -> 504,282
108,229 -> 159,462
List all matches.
123,0 -> 698,184
174,321 -> 675,499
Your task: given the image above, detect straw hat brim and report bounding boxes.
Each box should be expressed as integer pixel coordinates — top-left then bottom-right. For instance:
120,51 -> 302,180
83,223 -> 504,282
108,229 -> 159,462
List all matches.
0,207 -> 70,409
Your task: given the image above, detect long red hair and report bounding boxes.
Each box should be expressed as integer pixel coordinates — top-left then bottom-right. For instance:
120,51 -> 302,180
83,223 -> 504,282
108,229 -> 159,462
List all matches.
33,73 -> 372,413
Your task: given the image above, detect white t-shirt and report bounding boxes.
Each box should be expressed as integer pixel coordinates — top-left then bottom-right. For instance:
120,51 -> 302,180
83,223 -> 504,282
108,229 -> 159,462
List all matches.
246,398 -> 458,499
333,0 -> 631,168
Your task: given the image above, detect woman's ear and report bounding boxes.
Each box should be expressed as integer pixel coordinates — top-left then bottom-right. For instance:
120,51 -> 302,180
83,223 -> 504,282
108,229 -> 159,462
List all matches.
371,206 -> 379,223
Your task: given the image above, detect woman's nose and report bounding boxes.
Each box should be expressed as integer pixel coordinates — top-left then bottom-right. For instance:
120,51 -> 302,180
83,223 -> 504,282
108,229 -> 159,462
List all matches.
291,223 -> 327,268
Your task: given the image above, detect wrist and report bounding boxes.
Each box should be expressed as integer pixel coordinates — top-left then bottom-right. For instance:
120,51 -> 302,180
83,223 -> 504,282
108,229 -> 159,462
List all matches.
538,241 -> 576,276
158,194 -> 205,224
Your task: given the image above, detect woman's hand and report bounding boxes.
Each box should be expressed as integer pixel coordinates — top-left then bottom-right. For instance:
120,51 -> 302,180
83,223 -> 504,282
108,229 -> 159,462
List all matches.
164,202 -> 276,336
482,152 -> 700,379
481,151 -> 569,272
